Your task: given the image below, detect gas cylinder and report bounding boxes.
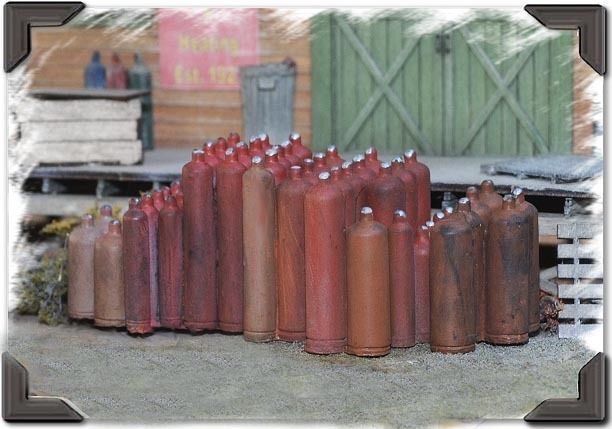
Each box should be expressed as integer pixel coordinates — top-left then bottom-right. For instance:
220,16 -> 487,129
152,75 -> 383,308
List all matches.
456,197 -> 486,342
235,141 -> 252,168
512,187 -> 540,336
302,158 -> 318,185
313,152 -> 328,174
161,185 -> 171,200
95,205 -> 114,235
227,132 -> 241,147
486,195 -> 529,345
68,214 -> 97,320
365,162 -> 406,227
276,166 -> 312,341
242,156 -> 277,342
391,158 -> 418,231
388,210 -> 416,347
281,141 -> 300,166
479,180 -> 502,211
429,210 -> 476,353
140,194 -> 160,328
275,145 -> 293,170
352,155 -> 376,182
304,172 -> 346,354
259,133 -> 272,151
330,166 -> 356,227
107,52 -> 127,89
216,148 -> 247,333
123,199 -> 152,334
415,223 -> 431,343
346,207 -> 391,357
364,147 -> 381,173
94,219 -> 125,327
289,132 -> 312,160
325,146 -> 344,168
215,137 -> 228,160
182,149 -> 217,332
342,161 -> 367,220
203,141 -> 221,169
403,150 -> 431,228
152,189 -> 165,211
264,148 -> 287,185
158,196 -> 183,329
170,180 -> 181,196
466,186 -> 492,228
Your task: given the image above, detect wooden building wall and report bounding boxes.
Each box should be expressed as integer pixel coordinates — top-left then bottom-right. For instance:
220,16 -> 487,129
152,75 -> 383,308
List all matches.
27,10 -> 312,149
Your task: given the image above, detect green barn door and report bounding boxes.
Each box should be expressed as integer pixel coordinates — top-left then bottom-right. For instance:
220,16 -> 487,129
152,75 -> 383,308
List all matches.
311,13 -> 575,155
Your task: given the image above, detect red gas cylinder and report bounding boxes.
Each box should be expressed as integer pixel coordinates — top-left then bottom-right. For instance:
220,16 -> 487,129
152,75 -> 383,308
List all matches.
313,152 -> 328,174
215,137 -> 228,160
346,207 -> 391,357
95,204 -> 114,235
289,132 -> 312,160
107,52 -> 128,89
242,156 -> 277,342
141,194 -> 160,328
275,145 -> 293,170
94,219 -> 125,327
352,155 -> 376,182
158,196 -> 183,329
391,157 -> 419,231
276,166 -> 312,341
330,166 -> 356,228
227,132 -> 241,147
325,146 -> 344,168
68,214 -> 97,320
479,180 -> 503,211
249,136 -> 266,158
264,148 -> 287,185
429,210 -> 476,353
281,141 -> 301,166
486,195 -> 529,345
304,172 -> 346,354
235,142 -> 252,168
182,149 -> 217,332
342,161 -> 367,220
302,158 -> 318,185
123,199 -> 152,334
512,187 -> 540,336
388,210 -> 416,348
403,150 -> 431,227
216,148 -> 247,333
365,162 -> 406,227
259,133 -> 272,151
364,147 -> 381,173
203,141 -> 221,169
152,190 -> 165,211
414,223 -> 431,343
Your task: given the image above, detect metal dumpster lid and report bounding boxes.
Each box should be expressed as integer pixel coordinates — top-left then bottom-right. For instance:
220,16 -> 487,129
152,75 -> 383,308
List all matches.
28,88 -> 150,101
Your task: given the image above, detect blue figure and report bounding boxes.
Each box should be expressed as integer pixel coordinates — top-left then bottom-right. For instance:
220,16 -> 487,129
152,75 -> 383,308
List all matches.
84,51 -> 106,89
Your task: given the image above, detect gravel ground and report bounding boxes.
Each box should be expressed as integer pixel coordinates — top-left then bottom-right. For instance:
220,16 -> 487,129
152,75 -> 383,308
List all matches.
8,314 -> 595,427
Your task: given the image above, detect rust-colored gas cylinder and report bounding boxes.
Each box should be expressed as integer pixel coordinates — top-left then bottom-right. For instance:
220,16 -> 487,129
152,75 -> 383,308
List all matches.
365,162 -> 406,227
275,145 -> 293,170
242,156 -> 277,342
158,196 -> 183,329
140,194 -> 160,328
227,132 -> 241,147
153,189 -> 165,211
429,210 -> 476,353
215,137 -> 228,160
346,207 -> 391,357
289,132 -> 312,160
313,152 -> 328,174
325,146 -> 344,168
364,147 -> 381,173
304,172 -> 346,354
352,155 -> 377,182
388,210 -> 415,347
235,141 -> 252,168
479,180 -> 502,211
170,180 -> 181,196
94,219 -> 125,327
486,195 -> 530,345
276,165 -> 312,341
391,158 -> 419,231
342,161 -> 367,220
456,198 -> 486,342
302,158 -> 318,185
182,149 -> 217,332
68,214 -> 97,320
466,186 -> 492,228
216,148 -> 247,333
403,150 -> 431,227
415,223 -> 431,343
281,141 -> 300,166
161,185 -> 171,200
95,204 -> 114,235
123,199 -> 152,334
512,187 -> 540,336
249,136 -> 265,158
203,141 -> 221,169
259,133 -> 272,151
330,166 -> 356,228
264,148 -> 287,185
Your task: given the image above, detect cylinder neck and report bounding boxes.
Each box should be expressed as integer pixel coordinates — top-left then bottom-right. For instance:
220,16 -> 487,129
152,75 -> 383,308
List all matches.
251,156 -> 263,167
170,180 -> 181,193
153,190 -> 164,204
259,134 -> 271,149
391,158 -> 403,172
99,204 -> 112,217
314,153 -> 326,166
404,149 -> 417,163
82,214 -> 94,227
379,163 -> 392,176
457,197 -> 471,213
433,211 -> 445,223
365,147 -> 378,161
141,194 -> 154,207
165,195 -> 178,209
225,148 -> 238,162
393,209 -> 408,223
236,142 -> 249,155
318,171 -> 331,183
203,143 -> 215,156
282,142 -> 294,155
330,167 -> 342,181
342,161 -> 353,176
228,132 -> 240,145
512,187 -> 526,203
193,149 -> 205,162
161,186 -> 171,198
265,150 -> 279,164
303,158 -> 314,172
326,146 -> 339,158
502,194 -> 515,209
289,132 -> 302,146
360,207 -> 373,221
466,186 -> 479,201
289,165 -> 302,180
216,138 -> 227,150
481,180 -> 495,193
108,219 -> 121,234
128,198 -> 138,209
250,138 -> 263,152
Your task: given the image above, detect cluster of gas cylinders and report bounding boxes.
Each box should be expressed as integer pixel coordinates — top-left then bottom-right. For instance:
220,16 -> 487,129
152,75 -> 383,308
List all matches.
68,131 -> 539,356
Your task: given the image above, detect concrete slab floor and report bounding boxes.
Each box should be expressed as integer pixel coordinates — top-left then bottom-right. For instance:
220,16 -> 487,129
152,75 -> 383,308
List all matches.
8,314 -> 595,427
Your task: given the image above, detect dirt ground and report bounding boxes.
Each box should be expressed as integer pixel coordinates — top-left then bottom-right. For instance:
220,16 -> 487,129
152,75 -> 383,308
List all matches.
7,314 -> 595,427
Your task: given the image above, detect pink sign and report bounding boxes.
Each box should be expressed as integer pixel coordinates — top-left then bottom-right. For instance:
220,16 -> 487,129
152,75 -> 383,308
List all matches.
158,9 -> 259,90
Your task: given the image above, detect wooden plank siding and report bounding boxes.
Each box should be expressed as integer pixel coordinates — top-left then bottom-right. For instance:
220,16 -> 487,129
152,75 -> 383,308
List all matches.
26,9 -> 312,149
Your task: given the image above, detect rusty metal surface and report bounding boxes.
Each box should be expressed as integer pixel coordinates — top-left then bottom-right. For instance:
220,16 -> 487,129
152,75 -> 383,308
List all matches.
391,159 -> 418,231
93,220 -> 125,327
140,194 -> 160,328
414,225 -> 430,344
365,163 -> 406,228
264,149 -> 287,185
289,133 -> 312,160
404,150 -> 431,228
68,214 -> 97,320
331,167 -> 356,228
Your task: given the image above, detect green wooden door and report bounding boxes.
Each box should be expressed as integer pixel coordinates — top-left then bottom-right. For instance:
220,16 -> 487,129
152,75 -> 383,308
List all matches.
311,12 -> 574,155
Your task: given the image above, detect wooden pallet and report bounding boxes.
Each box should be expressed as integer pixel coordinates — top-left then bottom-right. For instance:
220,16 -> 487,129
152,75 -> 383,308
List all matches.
557,223 -> 603,338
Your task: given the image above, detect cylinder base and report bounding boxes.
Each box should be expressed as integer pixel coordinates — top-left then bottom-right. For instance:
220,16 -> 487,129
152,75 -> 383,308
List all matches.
160,318 -> 183,330
529,324 -> 541,336
94,318 -> 125,328
69,312 -> 94,320
430,343 -> 475,354
218,322 -> 243,333
391,337 -> 416,348
243,331 -> 275,343
485,333 -> 529,345
304,337 -> 345,355
346,345 -> 390,357
415,332 -> 429,344
184,321 -> 217,333
126,320 -> 153,335
277,329 -> 306,342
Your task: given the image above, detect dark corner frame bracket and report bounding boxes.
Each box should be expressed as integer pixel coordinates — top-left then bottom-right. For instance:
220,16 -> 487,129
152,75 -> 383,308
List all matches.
525,352 -> 605,422
525,4 -> 606,75
3,1 -> 85,72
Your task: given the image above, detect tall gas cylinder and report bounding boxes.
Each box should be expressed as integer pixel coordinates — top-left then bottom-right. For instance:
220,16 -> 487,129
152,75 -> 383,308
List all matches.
330,166 -> 356,227
388,210 -> 415,347
479,180 -> 503,211
342,161 -> 367,220
313,152 -> 328,174
346,207 -> 391,357
140,194 -> 160,328
68,214 -> 97,320
365,162 -> 406,227
94,204 -> 114,235
276,166 -> 312,341
429,210 -> 476,353
289,132 -> 312,160
242,156 -> 277,342
403,150 -> 431,228
94,219 -> 125,327
158,196 -> 184,329
391,158 -> 418,231
182,149 -> 217,332
414,223 -> 431,343
264,148 -> 287,185
486,195 -> 530,345
352,155 -> 376,182
512,188 -> 540,335
304,172 -> 346,354
364,147 -> 381,173
456,198 -> 486,342
123,198 -> 152,334
216,148 -> 247,332
325,146 -> 344,168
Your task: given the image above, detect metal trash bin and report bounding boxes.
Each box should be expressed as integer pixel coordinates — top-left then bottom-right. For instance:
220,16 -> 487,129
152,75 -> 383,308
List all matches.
240,62 -> 296,146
